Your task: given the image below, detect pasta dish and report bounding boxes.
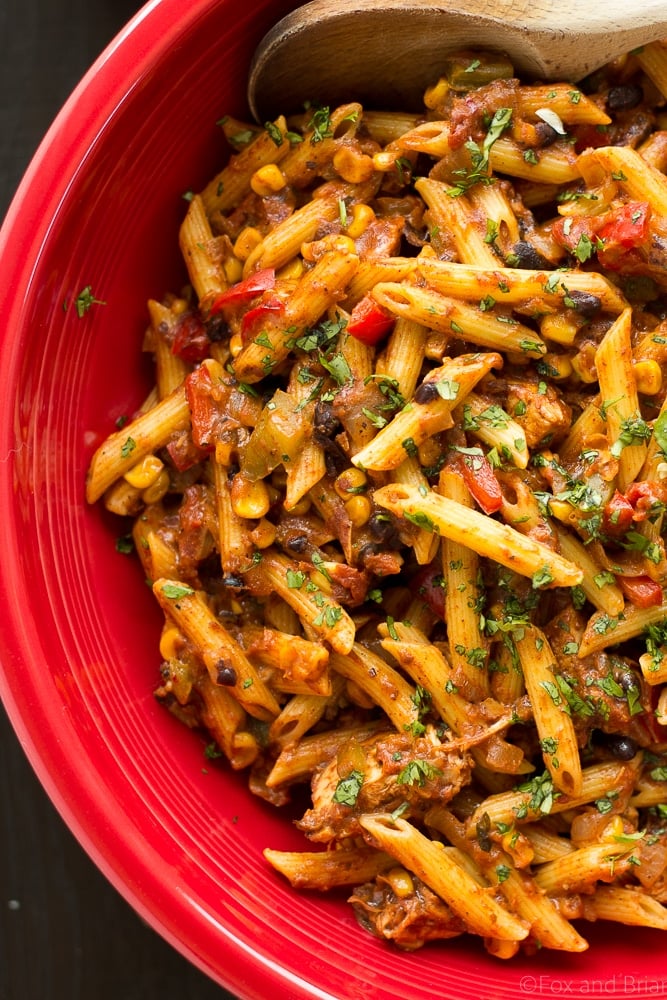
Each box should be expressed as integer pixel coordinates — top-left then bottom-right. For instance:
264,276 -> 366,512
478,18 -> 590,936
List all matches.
87,42 -> 667,957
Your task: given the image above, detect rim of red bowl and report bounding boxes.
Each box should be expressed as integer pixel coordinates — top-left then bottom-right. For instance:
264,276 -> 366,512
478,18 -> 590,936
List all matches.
2,2 -> 667,998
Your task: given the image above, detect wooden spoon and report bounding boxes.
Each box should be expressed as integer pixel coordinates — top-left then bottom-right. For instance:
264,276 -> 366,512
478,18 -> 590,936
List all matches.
248,0 -> 667,119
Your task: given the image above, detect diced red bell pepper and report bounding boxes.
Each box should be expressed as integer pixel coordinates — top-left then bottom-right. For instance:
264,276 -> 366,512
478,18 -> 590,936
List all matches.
459,452 -> 503,515
412,563 -> 446,621
602,489 -> 635,537
171,312 -> 211,363
617,575 -> 664,609
209,268 -> 276,314
240,293 -> 285,344
347,295 -> 395,346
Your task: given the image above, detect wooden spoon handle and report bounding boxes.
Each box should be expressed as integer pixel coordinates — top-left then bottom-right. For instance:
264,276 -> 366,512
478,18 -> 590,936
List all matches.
249,0 -> 667,119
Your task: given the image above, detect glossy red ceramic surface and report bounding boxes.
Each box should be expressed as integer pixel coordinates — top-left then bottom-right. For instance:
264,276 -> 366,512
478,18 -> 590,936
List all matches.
1,2 -> 666,997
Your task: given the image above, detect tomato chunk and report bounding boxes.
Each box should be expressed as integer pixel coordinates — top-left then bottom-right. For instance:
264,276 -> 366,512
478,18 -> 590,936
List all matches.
602,490 -> 635,537
171,312 -> 211,362
347,295 -> 395,345
459,452 -> 503,515
184,364 -> 228,450
618,575 -> 664,609
597,201 -> 651,252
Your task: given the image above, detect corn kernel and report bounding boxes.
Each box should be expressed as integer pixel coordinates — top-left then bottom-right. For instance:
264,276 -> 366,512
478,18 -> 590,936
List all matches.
277,258 -> 305,281
233,226 -> 263,261
334,467 -> 368,498
229,331 -> 244,357
230,473 -> 271,519
124,454 -> 164,490
417,436 -> 442,469
171,296 -> 189,315
301,234 -> 356,260
424,76 -> 450,109
223,256 -> 244,285
250,163 -> 287,196
344,494 -> 372,527
539,312 -> 581,346
332,145 -> 375,184
384,867 -> 414,898
159,624 -> 182,661
346,203 -> 376,239
141,468 -> 170,505
285,495 -> 311,516
270,466 -> 288,490
250,517 -> 277,549
542,352 -> 573,380
372,149 -> 400,172
634,359 -> 662,395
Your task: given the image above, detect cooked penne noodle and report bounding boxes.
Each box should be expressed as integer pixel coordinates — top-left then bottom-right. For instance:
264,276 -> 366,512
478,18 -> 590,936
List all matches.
583,885 -> 667,930
416,259 -> 627,314
153,579 -> 281,721
351,352 -> 501,471
533,843 -> 637,896
371,282 -> 547,357
373,483 -> 582,587
595,307 -> 647,490
514,625 -> 582,796
439,468 -> 490,701
470,760 -> 635,828
179,194 -> 228,309
553,526 -> 625,616
201,115 -> 291,215
86,382 -> 190,503
359,814 -> 529,942
264,844 -> 396,889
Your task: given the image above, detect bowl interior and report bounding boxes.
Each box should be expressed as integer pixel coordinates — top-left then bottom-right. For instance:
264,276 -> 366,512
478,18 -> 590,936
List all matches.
1,1 -> 667,997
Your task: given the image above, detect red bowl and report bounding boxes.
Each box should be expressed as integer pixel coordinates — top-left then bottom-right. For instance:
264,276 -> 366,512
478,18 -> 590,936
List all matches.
1,2 -> 666,997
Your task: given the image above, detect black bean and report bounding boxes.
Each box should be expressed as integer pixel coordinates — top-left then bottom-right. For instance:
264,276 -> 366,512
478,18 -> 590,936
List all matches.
606,84 -> 644,113
534,121 -> 560,147
285,533 -> 309,553
205,313 -> 231,342
368,513 -> 402,549
414,381 -> 441,404
313,433 -> 348,476
566,289 -> 602,318
216,661 -> 237,686
509,241 -> 552,270
221,574 -> 244,589
313,400 -> 341,437
595,730 -> 638,761
608,735 -> 639,761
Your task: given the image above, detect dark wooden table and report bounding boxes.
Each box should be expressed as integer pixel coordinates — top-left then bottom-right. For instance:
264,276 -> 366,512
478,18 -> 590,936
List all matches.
0,2 -> 236,997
